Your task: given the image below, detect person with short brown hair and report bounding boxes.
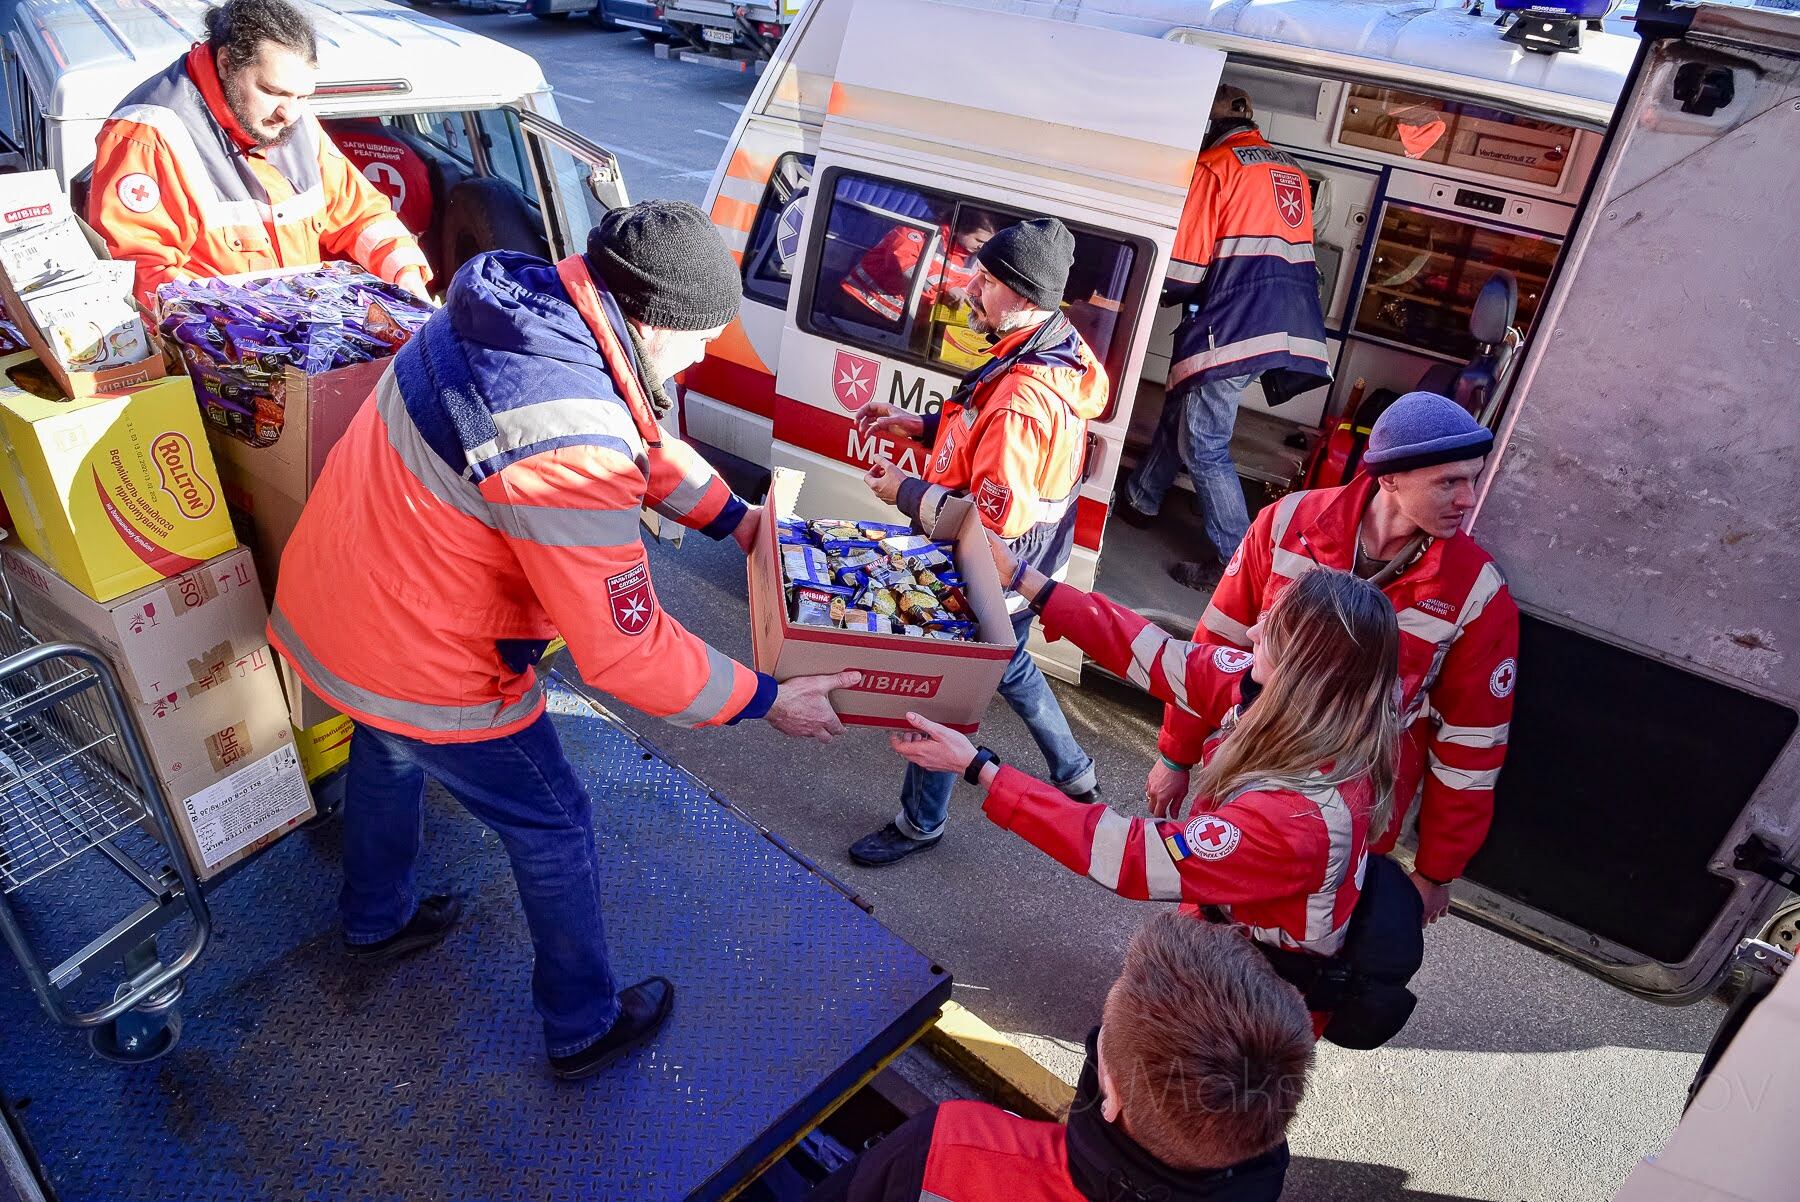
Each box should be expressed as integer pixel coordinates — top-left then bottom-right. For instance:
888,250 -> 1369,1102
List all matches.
812,912 -> 1312,1202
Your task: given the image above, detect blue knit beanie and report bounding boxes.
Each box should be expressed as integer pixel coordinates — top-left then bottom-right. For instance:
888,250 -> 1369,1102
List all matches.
1362,392 -> 1494,477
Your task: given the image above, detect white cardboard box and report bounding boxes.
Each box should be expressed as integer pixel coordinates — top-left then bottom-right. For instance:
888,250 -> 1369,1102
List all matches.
2,544 -> 312,877
0,543 -> 270,705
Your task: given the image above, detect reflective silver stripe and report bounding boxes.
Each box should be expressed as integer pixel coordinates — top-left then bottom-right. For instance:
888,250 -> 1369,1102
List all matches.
1156,638 -> 1190,705
1397,606 -> 1458,646
1143,823 -> 1183,901
1087,808 -> 1133,891
919,483 -> 952,528
666,644 -> 743,726
1270,547 -> 1316,581
1269,491 -> 1306,549
1028,490 -> 1075,526
1459,562 -> 1508,627
270,606 -> 544,734
1125,624 -> 1164,691
1213,235 -> 1317,265
1166,259 -> 1207,286
270,184 -> 326,225
353,213 -> 415,264
656,455 -> 720,519
1434,718 -> 1511,748
490,501 -> 644,548
719,224 -> 749,253
376,370 -> 497,527
1169,333 -> 1330,388
920,1191 -> 955,1202
844,266 -> 903,320
1307,784 -> 1357,946
1428,754 -> 1502,791
1201,604 -> 1251,645
476,396 -> 644,470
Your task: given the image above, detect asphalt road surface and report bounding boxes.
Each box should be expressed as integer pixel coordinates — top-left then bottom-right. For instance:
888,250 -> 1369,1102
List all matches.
433,10 -> 1719,1199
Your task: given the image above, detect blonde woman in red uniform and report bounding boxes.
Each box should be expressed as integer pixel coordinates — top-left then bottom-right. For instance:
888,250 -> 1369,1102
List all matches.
893,549 -> 1413,1036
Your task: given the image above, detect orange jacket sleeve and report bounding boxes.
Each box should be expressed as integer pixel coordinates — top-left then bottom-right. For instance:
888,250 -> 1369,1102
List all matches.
88,120 -> 202,311
1166,155 -> 1222,301
963,395 -> 1052,540
483,442 -> 771,727
1156,502 -> 1273,765
316,123 -> 432,288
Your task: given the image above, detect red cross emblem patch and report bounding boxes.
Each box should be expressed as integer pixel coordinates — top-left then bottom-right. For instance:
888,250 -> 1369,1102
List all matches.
1270,168 -> 1306,230
606,564 -> 655,636
117,172 -> 161,215
1184,815 -> 1241,861
1213,646 -> 1252,674
832,349 -> 879,412
975,478 -> 1010,524
1489,657 -> 1517,699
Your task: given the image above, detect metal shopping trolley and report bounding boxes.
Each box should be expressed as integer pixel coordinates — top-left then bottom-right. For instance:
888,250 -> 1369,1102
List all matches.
0,580 -> 210,1063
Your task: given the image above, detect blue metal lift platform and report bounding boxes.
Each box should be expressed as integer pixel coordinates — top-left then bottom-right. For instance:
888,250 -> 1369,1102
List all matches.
0,681 -> 951,1202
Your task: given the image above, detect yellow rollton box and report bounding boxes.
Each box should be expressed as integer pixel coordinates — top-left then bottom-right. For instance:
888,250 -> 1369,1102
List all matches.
294,713 -> 355,782
0,350 -> 236,603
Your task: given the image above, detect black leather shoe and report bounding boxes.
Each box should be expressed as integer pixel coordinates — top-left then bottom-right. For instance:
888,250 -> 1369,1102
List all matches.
848,822 -> 941,867
343,894 -> 462,962
1117,500 -> 1157,529
1168,559 -> 1223,592
549,976 -> 676,1081
1067,783 -> 1104,805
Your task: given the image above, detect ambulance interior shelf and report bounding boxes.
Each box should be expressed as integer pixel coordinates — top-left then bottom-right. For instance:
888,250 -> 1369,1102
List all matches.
1352,203 -> 1557,363
801,169 -> 1146,418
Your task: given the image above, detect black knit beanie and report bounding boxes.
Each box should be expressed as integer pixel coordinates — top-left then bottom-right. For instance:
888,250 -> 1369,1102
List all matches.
973,217 -> 1075,310
584,200 -> 741,330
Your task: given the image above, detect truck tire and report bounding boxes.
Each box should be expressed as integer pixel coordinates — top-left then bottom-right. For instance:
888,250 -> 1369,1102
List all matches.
588,2 -> 619,28
437,177 -> 549,281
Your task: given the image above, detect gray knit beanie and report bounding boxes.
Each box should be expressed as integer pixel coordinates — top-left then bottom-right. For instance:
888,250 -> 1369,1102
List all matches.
974,217 -> 1074,310
1363,391 -> 1494,476
584,200 -> 741,331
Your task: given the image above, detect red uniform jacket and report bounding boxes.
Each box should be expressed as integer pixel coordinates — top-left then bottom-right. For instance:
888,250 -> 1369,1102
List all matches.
841,224 -> 977,322
986,583 -> 1373,956
90,45 -> 430,309
1159,477 -> 1519,883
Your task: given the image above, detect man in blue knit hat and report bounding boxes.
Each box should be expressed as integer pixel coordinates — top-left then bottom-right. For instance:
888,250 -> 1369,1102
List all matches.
1149,392 -> 1520,924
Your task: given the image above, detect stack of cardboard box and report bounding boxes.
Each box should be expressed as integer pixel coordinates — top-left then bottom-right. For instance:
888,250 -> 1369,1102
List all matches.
0,171 -> 319,879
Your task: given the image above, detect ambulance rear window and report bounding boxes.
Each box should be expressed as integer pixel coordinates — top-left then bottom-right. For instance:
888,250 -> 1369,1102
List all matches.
800,169 -> 1147,417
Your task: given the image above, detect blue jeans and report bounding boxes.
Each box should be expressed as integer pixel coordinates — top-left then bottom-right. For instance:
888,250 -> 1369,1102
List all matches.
1127,372 -> 1257,563
896,610 -> 1096,840
341,715 -> 622,1057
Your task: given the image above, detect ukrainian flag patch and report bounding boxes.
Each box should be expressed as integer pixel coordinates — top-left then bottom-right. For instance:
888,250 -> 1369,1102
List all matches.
1163,830 -> 1192,862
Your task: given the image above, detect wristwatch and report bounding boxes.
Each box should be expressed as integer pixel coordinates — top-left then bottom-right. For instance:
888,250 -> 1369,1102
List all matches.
965,746 -> 1000,785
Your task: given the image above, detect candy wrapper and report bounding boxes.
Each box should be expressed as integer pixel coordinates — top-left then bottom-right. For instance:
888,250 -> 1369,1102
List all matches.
778,515 -> 979,642
157,263 -> 433,448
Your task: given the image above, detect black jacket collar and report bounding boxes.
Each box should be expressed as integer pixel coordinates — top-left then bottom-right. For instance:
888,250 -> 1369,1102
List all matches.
1064,1030 -> 1289,1202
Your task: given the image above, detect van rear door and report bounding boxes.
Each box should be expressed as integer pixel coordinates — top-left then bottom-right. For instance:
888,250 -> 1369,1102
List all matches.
1455,0 -> 1800,1001
770,0 -> 1222,679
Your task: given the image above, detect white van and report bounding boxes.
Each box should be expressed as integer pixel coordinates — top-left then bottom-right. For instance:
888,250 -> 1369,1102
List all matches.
0,0 -> 629,284
687,0 -> 1800,1007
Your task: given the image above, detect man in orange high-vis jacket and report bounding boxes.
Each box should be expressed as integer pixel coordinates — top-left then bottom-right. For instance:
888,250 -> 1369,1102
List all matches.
851,218 -> 1105,866
1148,392 -> 1519,927
269,201 -> 854,1081
1120,85 -> 1330,590
88,0 -> 430,310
